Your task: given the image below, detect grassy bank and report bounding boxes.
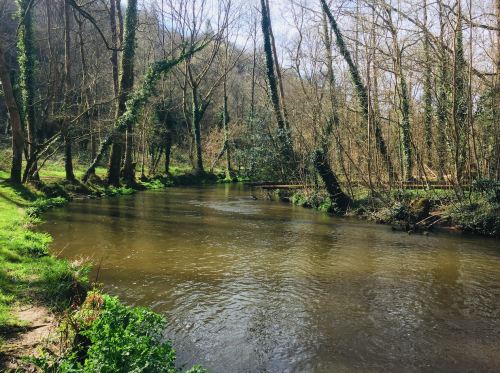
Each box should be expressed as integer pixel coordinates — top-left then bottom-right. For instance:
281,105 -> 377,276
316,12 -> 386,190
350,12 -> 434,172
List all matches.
0,182 -> 90,330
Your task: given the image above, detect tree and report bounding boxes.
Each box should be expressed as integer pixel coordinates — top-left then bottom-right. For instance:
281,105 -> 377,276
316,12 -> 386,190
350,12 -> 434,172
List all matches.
320,0 -> 396,181
0,30 -> 23,184
16,0 -> 37,182
106,0 -> 138,186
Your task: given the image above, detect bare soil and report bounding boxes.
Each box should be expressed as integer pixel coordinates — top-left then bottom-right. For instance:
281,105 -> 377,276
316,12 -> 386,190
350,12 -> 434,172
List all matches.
0,306 -> 57,372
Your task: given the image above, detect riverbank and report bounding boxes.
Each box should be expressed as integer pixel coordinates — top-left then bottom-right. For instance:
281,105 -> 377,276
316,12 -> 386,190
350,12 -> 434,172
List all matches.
0,170 -> 220,372
273,184 -> 500,237
0,181 -> 91,371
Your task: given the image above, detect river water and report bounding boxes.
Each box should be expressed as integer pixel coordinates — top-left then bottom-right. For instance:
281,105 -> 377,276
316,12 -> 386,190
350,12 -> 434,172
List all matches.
40,184 -> 500,372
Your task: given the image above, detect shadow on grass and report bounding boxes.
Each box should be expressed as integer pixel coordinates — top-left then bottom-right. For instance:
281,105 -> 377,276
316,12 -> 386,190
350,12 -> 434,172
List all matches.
0,181 -> 38,207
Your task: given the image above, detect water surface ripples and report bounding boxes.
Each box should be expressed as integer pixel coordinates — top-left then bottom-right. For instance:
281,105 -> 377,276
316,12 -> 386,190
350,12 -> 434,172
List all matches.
41,184 -> 500,372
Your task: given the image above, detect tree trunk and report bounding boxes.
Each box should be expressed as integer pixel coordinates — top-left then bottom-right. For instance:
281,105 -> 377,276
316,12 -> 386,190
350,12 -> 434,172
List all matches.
423,0 -> 433,167
261,0 -> 293,175
436,0 -> 448,182
385,10 -> 412,181
312,150 -> 350,211
106,0 -> 138,186
192,85 -> 204,171
321,10 -> 342,168
109,0 -> 119,98
265,0 -> 289,129
76,14 -> 95,176
164,133 -> 172,174
0,33 -> 23,184
64,0 -> 76,182
453,0 -> 468,183
17,0 -> 38,181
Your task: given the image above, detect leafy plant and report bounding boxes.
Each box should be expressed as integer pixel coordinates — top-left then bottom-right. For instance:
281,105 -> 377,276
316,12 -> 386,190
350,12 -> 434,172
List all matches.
25,291 -> 209,373
26,197 -> 68,217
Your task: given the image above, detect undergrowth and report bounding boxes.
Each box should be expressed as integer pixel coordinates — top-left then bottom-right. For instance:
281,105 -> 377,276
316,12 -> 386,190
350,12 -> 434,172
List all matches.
25,290 -> 208,373
288,184 -> 500,236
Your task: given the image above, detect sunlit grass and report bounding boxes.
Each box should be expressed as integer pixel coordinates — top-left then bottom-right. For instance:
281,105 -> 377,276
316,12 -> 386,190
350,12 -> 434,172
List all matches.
0,181 -> 89,329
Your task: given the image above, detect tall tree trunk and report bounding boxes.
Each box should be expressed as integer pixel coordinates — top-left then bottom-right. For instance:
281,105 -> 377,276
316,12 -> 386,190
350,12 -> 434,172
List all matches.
223,78 -> 231,177
261,0 -> 293,175
116,0 -> 124,45
191,84 -> 204,171
436,0 -> 448,181
76,14 -> 95,174
211,77 -> 231,175
453,0 -> 468,182
495,0 -> 500,180
45,0 -> 59,136
321,10 -> 342,167
312,150 -> 350,211
0,33 -> 23,184
320,0 -> 396,180
164,133 -> 172,173
109,0 -> 119,98
106,0 -> 138,186
423,0 -> 433,167
250,25 -> 257,128
17,0 -> 38,181
265,0 -> 289,129
64,0 -> 76,182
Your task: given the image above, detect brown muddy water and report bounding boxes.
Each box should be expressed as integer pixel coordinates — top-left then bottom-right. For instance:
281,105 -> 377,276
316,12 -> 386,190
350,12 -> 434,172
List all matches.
40,184 -> 500,372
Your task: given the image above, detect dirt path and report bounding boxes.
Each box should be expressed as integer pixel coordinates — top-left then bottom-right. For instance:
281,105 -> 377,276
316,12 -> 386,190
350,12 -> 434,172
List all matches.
0,306 -> 56,372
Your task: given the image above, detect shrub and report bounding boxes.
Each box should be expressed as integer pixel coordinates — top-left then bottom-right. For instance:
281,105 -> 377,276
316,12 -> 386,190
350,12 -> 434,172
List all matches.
102,187 -> 137,197
26,197 -> 68,217
25,291 -> 209,373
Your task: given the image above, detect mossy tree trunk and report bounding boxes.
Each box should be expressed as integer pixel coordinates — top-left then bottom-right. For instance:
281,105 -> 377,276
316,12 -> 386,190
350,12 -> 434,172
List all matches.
64,1 -> 76,182
312,150 -> 350,211
109,0 -> 119,98
106,0 -> 138,186
452,0 -> 468,183
423,0 -> 433,167
17,0 -> 38,182
436,0 -> 448,182
321,10 -> 342,168
261,0 -> 293,175
0,33 -> 24,184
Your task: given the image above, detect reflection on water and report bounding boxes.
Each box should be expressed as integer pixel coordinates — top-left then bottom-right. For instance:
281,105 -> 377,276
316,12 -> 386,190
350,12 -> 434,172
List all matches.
41,184 -> 500,372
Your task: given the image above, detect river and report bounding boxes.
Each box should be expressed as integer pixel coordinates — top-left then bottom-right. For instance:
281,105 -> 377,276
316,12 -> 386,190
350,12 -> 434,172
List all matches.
40,183 -> 500,372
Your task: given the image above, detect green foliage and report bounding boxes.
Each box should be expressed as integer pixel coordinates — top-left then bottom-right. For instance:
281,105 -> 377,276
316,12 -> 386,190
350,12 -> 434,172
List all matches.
26,197 -> 68,217
101,187 -> 137,197
447,191 -> 500,237
291,189 -> 334,212
143,177 -> 175,189
25,291 -> 209,373
239,115 -> 289,181
116,44 -> 208,133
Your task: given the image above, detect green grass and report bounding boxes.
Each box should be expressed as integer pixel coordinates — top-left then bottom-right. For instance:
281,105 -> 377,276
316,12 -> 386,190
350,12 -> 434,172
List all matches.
0,181 -> 90,330
37,165 -> 107,180
0,165 -> 106,181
